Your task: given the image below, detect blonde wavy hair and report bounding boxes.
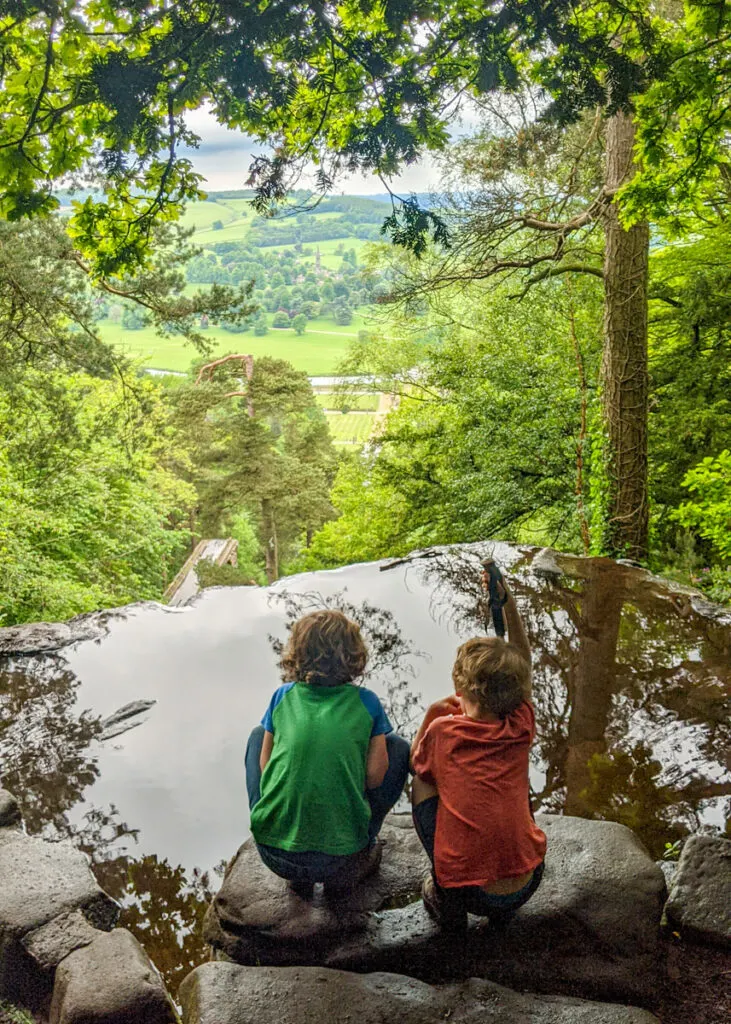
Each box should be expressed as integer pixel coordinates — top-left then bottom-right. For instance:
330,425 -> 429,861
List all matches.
280,610 -> 368,686
452,637 -> 530,718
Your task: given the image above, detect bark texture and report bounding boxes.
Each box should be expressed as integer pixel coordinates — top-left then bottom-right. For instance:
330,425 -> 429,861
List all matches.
601,112 -> 650,560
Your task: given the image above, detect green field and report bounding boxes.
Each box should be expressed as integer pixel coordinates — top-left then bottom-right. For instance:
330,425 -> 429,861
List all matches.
104,197 -> 385,374
316,393 -> 379,411
325,411 -> 377,444
178,200 -> 372,269
102,320 -> 362,374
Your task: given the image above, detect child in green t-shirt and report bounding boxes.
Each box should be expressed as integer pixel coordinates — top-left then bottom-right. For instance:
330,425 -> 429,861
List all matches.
246,609 -> 410,898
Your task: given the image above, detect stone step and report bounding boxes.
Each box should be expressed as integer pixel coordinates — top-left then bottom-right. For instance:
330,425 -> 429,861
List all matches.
179,963 -> 660,1024
204,813 -> 665,1007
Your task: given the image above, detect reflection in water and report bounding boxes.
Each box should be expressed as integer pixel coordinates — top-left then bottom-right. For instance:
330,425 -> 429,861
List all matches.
91,854 -> 222,994
421,549 -> 731,856
0,655 -> 104,837
0,652 -> 214,991
0,545 -> 729,987
268,588 -> 426,737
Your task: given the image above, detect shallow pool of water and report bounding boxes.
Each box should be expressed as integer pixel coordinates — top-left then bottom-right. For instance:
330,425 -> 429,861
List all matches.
1,544 -> 729,988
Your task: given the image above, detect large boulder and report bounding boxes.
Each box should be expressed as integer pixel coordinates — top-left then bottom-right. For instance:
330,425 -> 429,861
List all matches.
179,963 -> 660,1024
49,929 -> 177,1024
204,814 -> 664,1007
664,835 -> 731,948
0,829 -> 119,1005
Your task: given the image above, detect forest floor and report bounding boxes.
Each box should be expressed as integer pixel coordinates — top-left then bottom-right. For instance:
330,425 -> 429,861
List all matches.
659,934 -> 731,1023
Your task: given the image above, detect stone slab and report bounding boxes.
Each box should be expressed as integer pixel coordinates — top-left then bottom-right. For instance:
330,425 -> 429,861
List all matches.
204,814 -> 664,1007
49,929 -> 177,1024
21,910 -> 99,972
664,834 -> 731,948
0,791 -> 21,829
0,829 -> 119,1001
179,963 -> 660,1024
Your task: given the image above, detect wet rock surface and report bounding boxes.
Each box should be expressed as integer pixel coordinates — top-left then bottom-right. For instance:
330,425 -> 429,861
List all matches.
99,700 -> 157,741
49,928 -> 177,1024
665,835 -> 731,948
0,828 -> 118,1001
0,791 -> 21,829
179,963 -> 660,1024
0,602 -> 164,656
20,910 -> 100,973
205,813 -> 664,1006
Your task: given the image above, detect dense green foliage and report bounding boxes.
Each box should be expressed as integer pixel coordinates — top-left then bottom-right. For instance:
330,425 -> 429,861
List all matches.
0,366 -> 194,625
1,3 -> 729,620
0,214 -> 343,623
2,2 -> 728,270
300,277 -> 602,567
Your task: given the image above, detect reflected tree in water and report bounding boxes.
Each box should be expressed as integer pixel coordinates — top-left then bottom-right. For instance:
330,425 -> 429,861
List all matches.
421,548 -> 731,857
0,651 -> 218,990
0,654 -> 104,836
268,588 -> 426,738
91,853 -> 222,992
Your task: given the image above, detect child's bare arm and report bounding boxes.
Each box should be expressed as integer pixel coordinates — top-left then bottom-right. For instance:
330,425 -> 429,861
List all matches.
504,589 -> 531,668
366,734 -> 389,789
259,729 -> 274,772
482,563 -> 532,693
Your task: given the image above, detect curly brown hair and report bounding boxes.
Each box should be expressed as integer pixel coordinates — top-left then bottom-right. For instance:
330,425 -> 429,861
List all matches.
280,610 -> 368,686
452,637 -> 530,719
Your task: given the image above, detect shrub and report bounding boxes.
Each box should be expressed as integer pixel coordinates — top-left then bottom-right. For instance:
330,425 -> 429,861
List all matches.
333,302 -> 353,326
673,450 -> 731,561
121,305 -> 146,330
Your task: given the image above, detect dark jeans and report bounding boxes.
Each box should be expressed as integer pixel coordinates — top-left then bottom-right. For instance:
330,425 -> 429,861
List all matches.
413,795 -> 544,920
245,724 -> 410,883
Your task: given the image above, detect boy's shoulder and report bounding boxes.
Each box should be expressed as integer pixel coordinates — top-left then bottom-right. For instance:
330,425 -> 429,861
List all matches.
355,686 -> 392,734
356,685 -> 385,712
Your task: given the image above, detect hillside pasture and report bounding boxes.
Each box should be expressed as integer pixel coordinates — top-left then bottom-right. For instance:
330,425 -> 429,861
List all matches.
325,412 -> 376,444
99,318 -> 358,374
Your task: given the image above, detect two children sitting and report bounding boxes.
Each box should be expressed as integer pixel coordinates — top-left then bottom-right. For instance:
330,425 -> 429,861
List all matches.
245,563 -> 546,927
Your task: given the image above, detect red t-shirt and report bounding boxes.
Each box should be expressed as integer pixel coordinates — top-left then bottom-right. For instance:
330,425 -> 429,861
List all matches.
411,701 -> 547,888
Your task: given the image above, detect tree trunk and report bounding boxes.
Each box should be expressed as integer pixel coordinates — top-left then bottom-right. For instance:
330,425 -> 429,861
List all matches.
600,111 -> 650,561
563,565 -> 624,816
262,498 -> 279,582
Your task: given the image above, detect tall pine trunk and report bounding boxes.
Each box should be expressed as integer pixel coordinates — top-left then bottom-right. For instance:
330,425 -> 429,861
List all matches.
262,498 -> 279,582
600,111 -> 650,560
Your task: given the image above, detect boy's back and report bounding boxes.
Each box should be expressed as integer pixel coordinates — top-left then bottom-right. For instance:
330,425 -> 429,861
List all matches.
412,700 -> 546,887
251,681 -> 390,856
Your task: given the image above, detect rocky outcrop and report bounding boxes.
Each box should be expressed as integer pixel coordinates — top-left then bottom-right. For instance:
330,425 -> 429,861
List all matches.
204,813 -> 665,1006
49,929 -> 177,1024
0,825 -> 119,1003
0,791 -> 176,1024
179,963 -> 660,1024
664,835 -> 731,948
0,601 -> 165,656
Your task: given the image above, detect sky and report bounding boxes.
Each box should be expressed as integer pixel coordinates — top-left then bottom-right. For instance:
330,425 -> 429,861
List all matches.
182,106 -> 447,196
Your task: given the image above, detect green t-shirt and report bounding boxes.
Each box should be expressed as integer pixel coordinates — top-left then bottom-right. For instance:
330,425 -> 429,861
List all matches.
250,681 -> 392,855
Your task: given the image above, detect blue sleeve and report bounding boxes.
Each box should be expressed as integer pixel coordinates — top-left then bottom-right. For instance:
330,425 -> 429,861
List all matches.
261,683 -> 295,733
359,688 -> 393,737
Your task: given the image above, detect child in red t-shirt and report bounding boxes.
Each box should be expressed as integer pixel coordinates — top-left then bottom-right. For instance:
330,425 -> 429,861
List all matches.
410,562 -> 546,930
